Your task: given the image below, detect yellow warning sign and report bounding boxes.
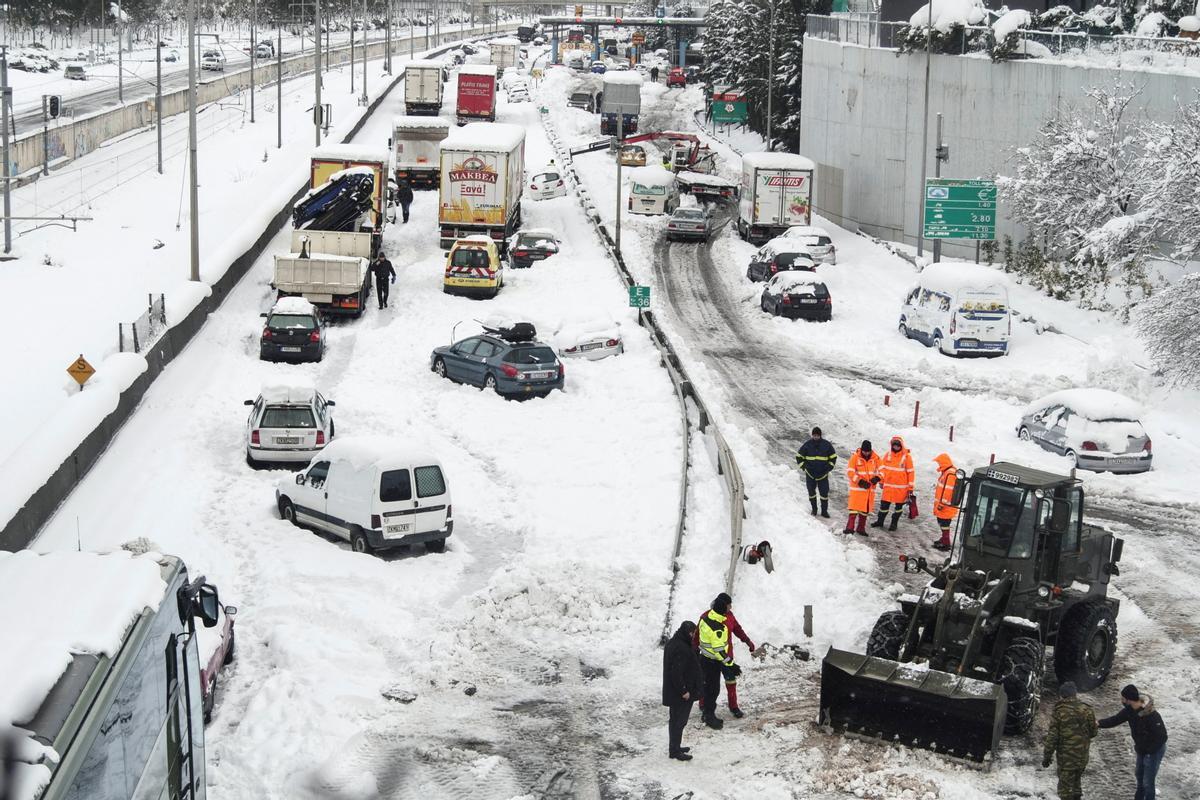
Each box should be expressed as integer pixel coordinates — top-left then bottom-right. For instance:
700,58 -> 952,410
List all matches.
67,354 -> 95,386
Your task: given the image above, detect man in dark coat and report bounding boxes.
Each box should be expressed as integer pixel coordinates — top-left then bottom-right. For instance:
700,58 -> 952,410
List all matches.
662,620 -> 702,761
370,253 -> 395,309
650,65 -> 660,83
1099,684 -> 1169,800
396,180 -> 414,223
1043,681 -> 1098,800
795,426 -> 838,518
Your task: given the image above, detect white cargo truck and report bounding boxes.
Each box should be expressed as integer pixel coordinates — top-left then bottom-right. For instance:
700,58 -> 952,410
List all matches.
404,59 -> 445,115
437,122 -> 526,254
391,115 -> 450,190
272,230 -> 372,317
737,152 -> 816,245
489,37 -> 521,71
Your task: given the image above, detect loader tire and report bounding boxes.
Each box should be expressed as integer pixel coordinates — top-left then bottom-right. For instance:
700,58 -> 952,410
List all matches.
1000,637 -> 1044,735
1054,600 -> 1117,691
865,610 -> 910,661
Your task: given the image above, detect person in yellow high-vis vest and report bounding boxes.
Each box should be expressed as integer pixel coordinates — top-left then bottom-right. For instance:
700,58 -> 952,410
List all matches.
692,593 -> 754,727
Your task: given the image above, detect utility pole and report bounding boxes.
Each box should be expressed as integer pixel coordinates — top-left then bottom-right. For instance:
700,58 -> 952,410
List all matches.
385,1 -> 392,74
42,96 -> 50,176
315,0 -> 323,146
250,0 -> 257,123
362,0 -> 369,104
615,112 -> 623,256
1,47 -> 10,254
351,7 -> 356,95
187,0 -> 200,281
916,0 -> 933,258
765,0 -> 776,148
277,29 -> 283,148
932,112 -> 947,264
411,0 -> 416,57
117,0 -> 124,103
156,24 -> 163,173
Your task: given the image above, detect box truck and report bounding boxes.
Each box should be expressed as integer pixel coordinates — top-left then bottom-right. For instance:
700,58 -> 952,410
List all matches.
272,230 -> 372,317
309,145 -> 391,252
456,64 -> 498,124
438,122 -> 525,253
404,59 -> 445,115
489,37 -> 520,71
392,115 -> 450,190
600,71 -> 643,136
736,152 -> 816,245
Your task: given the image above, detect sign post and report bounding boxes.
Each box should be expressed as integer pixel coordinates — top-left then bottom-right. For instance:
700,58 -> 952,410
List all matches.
922,178 -> 996,241
66,354 -> 96,390
628,285 -> 651,308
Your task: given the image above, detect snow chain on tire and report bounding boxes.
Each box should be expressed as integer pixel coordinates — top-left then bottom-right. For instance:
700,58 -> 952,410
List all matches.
1000,636 -> 1045,735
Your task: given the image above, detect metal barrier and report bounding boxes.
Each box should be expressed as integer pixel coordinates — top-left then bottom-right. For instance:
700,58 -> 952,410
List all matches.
119,294 -> 166,354
537,113 -> 747,641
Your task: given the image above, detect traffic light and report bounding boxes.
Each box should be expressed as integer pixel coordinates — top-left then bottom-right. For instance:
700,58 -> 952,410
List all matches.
47,95 -> 62,119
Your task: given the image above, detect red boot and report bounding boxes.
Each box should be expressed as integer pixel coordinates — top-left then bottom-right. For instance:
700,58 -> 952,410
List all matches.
727,682 -> 744,718
855,513 -> 868,535
843,514 -> 855,534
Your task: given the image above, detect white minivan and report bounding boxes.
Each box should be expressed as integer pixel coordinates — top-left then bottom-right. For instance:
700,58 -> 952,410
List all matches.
898,263 -> 1010,356
274,437 -> 452,555
626,165 -> 679,215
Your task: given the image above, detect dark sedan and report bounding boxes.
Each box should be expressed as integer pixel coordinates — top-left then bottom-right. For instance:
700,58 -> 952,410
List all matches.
260,297 -> 325,362
760,274 -> 832,321
509,229 -> 560,268
430,324 -> 564,398
746,250 -> 817,282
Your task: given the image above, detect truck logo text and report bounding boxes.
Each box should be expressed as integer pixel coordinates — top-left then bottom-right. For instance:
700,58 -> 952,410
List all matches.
765,176 -> 807,187
449,157 -> 497,184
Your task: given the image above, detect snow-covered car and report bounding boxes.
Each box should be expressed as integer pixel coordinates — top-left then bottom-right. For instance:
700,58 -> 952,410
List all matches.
898,263 -> 1010,356
507,81 -> 530,103
64,64 -> 88,80
553,315 -> 624,360
255,43 -> 274,59
666,206 -> 712,242
201,50 -> 225,71
760,273 -> 832,320
568,91 -> 596,112
244,384 -> 336,467
197,601 -> 237,723
164,49 -> 180,62
430,321 -> 564,398
259,297 -> 325,363
1018,389 -> 1153,473
528,167 -> 566,200
275,437 -> 454,554
746,246 -> 817,282
508,229 -> 560,268
779,225 -> 837,264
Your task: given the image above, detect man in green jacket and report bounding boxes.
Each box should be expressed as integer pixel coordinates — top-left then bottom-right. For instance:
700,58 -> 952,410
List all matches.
1043,682 -> 1099,800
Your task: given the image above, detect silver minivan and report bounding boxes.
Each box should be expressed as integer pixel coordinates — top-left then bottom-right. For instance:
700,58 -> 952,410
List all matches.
275,437 -> 453,554
1018,389 -> 1153,473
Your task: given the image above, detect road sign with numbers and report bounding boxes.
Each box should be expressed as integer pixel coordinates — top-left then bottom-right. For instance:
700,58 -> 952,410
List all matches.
922,178 -> 997,240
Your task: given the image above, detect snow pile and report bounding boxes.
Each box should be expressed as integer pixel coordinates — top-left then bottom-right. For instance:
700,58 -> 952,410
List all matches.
1135,11 -> 1169,38
1179,15 -> 1200,33
992,9 -> 1032,40
442,122 -> 525,152
552,315 -> 621,349
908,0 -> 986,31
391,115 -> 451,132
1023,387 -> 1144,421
259,381 -> 318,404
270,296 -> 317,315
602,71 -> 644,86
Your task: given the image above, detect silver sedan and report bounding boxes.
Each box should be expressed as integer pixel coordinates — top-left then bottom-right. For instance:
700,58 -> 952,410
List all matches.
1017,390 -> 1152,473
666,207 -> 711,242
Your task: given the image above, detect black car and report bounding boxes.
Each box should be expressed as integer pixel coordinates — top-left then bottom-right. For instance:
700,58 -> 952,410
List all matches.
746,250 -> 817,282
760,274 -> 832,321
260,297 -> 325,362
568,92 -> 596,112
430,322 -> 564,398
509,229 -> 560,268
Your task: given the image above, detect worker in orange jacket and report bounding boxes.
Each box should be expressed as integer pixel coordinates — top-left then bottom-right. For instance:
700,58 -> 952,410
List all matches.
844,440 -> 882,536
873,435 -> 915,532
931,452 -> 959,551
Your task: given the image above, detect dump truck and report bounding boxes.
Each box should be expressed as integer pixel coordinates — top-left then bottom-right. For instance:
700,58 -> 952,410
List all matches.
737,152 -> 815,245
272,230 -> 372,317
456,64 -> 498,124
820,462 -> 1125,762
438,122 -> 525,253
517,24 -> 536,43
309,145 -> 391,253
392,115 -> 450,190
404,59 -> 445,115
600,71 -> 643,136
489,37 -> 520,71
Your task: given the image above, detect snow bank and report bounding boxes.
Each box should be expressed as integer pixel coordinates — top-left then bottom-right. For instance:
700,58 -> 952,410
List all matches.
1023,388 -> 1144,421
908,0 -> 986,31
0,550 -> 165,731
602,71 -> 644,86
1180,15 -> 1200,32
442,122 -> 525,152
271,296 -> 317,315
916,261 -> 1009,291
773,273 -> 825,292
1136,11 -> 1168,38
741,151 -> 817,171
312,144 -> 390,165
992,9 -> 1031,40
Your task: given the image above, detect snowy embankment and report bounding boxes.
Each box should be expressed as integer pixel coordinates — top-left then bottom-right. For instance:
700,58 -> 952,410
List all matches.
35,61 -> 689,798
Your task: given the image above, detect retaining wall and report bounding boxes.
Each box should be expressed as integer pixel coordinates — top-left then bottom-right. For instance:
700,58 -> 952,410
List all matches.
799,37 -> 1200,257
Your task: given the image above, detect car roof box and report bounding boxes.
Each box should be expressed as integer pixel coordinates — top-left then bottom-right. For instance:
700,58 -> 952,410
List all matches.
484,321 -> 537,342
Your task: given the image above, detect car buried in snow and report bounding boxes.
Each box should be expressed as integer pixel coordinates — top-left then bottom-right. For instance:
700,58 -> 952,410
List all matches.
779,224 -> 837,264
1017,388 -> 1153,473
508,229 -> 560,268
746,246 -> 817,282
259,297 -> 325,363
430,321 -> 564,398
760,273 -> 832,321
553,315 -> 624,360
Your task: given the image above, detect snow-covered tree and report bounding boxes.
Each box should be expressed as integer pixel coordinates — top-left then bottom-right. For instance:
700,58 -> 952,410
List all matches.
1136,273 -> 1200,388
1139,97 -> 1200,265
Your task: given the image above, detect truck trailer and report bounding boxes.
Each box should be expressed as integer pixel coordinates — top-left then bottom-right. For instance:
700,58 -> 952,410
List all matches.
737,151 -> 816,245
309,145 -> 391,253
438,122 -> 526,253
600,71 -> 643,136
456,64 -> 498,124
489,37 -> 521,71
403,59 -> 445,115
272,230 -> 372,317
392,115 -> 450,190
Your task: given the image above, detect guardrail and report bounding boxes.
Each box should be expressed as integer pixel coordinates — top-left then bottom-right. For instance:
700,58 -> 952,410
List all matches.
537,113 -> 747,641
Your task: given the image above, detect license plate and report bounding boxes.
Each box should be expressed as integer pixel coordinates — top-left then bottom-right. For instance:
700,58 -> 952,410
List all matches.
281,346 -> 302,353
532,370 -> 555,379
581,342 -> 602,351
385,521 -> 412,537
641,200 -> 654,205
798,298 -> 818,304
275,437 -> 300,445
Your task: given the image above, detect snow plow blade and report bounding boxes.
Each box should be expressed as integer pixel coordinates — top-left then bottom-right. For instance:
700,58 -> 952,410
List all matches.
819,647 -> 1006,762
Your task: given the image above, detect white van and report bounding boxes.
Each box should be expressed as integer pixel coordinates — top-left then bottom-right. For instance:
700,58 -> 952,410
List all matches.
626,165 -> 679,215
274,437 -> 452,554
898,263 -> 1010,356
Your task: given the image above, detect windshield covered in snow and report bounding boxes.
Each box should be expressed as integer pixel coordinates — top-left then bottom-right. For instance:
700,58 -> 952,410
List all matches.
965,482 -> 1036,559
261,407 -> 316,429
268,314 -> 316,330
632,183 -> 666,196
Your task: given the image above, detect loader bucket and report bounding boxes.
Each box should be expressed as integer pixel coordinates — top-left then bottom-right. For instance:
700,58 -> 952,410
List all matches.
819,647 -> 1006,762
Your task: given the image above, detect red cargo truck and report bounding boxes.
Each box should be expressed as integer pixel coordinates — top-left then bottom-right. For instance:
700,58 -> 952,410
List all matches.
456,64 -> 498,125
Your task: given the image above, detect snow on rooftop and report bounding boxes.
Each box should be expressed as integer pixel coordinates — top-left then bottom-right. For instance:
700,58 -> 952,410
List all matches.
317,435 -> 434,471
915,262 -> 1009,292
741,152 -> 817,171
1023,388 -> 1144,421
603,71 -> 644,86
312,144 -> 389,164
490,37 -> 521,47
772,273 -> 824,290
442,122 -> 525,152
909,0 -> 986,31
0,551 -> 167,744
259,381 -> 318,404
627,165 -> 676,188
392,115 -> 451,131
676,170 -> 736,186
783,224 -> 831,238
406,59 -> 446,69
460,63 -> 498,76
270,297 -> 317,315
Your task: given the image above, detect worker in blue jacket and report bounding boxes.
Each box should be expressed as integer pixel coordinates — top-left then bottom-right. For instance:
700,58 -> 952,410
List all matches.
796,427 -> 838,518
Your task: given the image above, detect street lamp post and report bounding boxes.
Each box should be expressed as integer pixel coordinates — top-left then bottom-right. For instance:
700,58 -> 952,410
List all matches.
187,0 -> 200,281
156,24 -> 163,173
362,0 -> 369,104
117,0 -> 124,104
315,0 -> 323,145
916,0 -> 933,258
250,0 -> 257,123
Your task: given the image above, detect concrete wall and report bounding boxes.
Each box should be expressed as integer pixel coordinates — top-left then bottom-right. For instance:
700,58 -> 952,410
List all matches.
799,37 -> 1200,257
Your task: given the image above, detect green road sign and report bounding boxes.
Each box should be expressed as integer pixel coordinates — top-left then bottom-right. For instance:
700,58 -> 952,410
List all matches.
922,178 -> 997,240
629,285 -> 651,308
712,99 -> 747,124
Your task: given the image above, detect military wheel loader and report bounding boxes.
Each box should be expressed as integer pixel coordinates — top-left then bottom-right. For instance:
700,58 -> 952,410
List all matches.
820,462 -> 1125,762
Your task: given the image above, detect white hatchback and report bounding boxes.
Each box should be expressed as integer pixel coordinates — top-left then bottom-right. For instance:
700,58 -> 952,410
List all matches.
779,225 -> 837,264
528,168 -> 567,200
245,384 -> 335,467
